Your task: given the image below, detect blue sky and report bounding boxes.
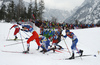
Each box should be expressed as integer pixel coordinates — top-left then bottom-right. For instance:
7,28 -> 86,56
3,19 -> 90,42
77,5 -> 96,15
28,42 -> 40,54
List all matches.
23,0 -> 85,11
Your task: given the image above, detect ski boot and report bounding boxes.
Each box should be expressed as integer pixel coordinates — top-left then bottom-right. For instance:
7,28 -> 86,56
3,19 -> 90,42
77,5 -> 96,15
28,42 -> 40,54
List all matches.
23,48 -> 29,53
54,46 -> 56,49
23,51 -> 29,53
49,48 -> 55,53
58,46 -> 62,50
76,50 -> 83,56
40,50 -> 44,52
79,50 -> 83,56
14,36 -> 18,41
51,48 -> 55,53
43,49 -> 47,54
69,53 -> 75,59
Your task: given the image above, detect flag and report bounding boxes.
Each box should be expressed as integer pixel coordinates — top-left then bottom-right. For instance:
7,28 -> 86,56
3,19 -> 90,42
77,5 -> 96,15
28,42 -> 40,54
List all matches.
32,14 -> 35,19
22,20 -> 24,22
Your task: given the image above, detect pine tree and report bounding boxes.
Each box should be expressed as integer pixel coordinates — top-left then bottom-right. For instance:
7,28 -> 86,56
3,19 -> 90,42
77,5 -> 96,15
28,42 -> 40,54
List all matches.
0,4 -> 6,20
6,3 -> 11,21
27,3 -> 33,19
33,0 -> 38,20
6,1 -> 15,21
21,7 -> 27,20
38,0 -> 45,20
10,1 -> 15,19
16,0 -> 25,21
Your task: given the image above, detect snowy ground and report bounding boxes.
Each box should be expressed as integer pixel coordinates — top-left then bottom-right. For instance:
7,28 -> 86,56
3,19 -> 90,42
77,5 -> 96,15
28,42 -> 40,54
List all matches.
0,22 -> 100,65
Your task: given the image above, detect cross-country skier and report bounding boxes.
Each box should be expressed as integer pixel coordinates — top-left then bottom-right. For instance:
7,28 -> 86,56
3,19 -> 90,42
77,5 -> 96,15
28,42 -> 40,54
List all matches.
52,31 -> 63,50
17,23 -> 46,53
37,35 -> 55,53
10,24 -> 20,40
63,29 -> 83,59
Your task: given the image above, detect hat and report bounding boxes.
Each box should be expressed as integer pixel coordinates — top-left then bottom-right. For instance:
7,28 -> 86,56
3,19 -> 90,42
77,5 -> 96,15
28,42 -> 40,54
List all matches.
22,26 -> 24,28
39,35 -> 42,37
66,30 -> 70,33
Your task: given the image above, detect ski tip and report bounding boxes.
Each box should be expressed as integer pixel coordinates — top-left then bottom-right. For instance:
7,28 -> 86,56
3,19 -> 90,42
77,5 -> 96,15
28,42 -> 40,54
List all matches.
59,59 -> 62,60
65,58 -> 70,60
58,58 -> 72,60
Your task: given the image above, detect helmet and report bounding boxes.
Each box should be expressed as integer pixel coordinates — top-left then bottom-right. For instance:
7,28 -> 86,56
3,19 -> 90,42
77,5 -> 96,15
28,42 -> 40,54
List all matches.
22,26 -> 24,28
39,35 -> 42,37
66,30 -> 70,33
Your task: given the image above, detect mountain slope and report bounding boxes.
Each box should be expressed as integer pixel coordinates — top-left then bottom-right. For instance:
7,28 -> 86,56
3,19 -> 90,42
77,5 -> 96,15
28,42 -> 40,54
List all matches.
43,8 -> 70,22
65,0 -> 100,24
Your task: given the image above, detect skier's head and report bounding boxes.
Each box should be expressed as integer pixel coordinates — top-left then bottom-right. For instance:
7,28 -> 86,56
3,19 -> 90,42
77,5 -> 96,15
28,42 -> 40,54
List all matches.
22,26 -> 24,28
39,35 -> 42,38
22,26 -> 27,30
66,30 -> 70,35
66,30 -> 70,33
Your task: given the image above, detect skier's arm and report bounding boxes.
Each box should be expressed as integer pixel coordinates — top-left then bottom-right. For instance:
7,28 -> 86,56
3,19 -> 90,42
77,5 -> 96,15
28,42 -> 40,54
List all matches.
68,33 -> 74,38
21,29 -> 29,32
63,35 -> 67,38
10,25 -> 16,30
17,22 -> 21,25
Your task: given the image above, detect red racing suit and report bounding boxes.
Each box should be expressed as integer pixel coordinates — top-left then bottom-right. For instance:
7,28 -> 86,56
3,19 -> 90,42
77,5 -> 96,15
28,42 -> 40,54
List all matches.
27,31 -> 41,46
22,24 -> 41,46
10,24 -> 20,35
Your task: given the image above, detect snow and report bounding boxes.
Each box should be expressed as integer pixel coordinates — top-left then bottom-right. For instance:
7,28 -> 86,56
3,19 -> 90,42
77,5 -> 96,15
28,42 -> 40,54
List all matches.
65,0 -> 100,24
0,23 -> 100,65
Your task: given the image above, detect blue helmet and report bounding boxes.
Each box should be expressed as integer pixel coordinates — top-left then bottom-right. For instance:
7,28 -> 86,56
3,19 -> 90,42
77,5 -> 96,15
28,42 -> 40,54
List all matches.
66,30 -> 70,33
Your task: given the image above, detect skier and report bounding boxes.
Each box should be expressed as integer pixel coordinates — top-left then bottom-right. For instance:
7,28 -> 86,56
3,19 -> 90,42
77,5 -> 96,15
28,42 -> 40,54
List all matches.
10,24 -> 20,40
18,23 -> 46,53
37,35 -> 55,53
52,31 -> 63,50
63,29 -> 83,59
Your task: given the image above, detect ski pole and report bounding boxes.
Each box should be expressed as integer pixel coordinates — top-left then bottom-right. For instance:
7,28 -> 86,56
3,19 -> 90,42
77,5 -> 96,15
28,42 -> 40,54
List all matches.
19,31 -> 29,39
6,29 -> 10,39
20,33 -> 26,39
23,31 -> 30,37
63,37 -> 71,56
19,31 -> 25,51
4,41 -> 27,47
76,46 -> 82,60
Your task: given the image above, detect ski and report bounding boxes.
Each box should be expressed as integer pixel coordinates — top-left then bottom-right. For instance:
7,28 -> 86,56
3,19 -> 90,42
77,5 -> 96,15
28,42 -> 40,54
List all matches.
75,55 -> 92,58
2,50 -> 23,53
47,48 -> 64,53
54,48 -> 69,53
65,55 -> 92,60
4,41 -> 26,47
57,49 -> 71,53
55,50 -> 63,53
1,50 -> 33,54
6,39 -> 23,41
59,55 -> 92,60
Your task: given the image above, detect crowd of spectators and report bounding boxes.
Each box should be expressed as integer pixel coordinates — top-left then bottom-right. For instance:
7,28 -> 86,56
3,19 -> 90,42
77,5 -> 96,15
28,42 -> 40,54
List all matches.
33,20 -> 100,30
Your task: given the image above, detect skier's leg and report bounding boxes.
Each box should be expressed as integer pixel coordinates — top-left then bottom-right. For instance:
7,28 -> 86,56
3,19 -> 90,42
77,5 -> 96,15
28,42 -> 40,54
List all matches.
25,35 -> 35,52
69,39 -> 78,59
35,38 -> 46,53
73,39 -> 83,56
14,28 -> 20,40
